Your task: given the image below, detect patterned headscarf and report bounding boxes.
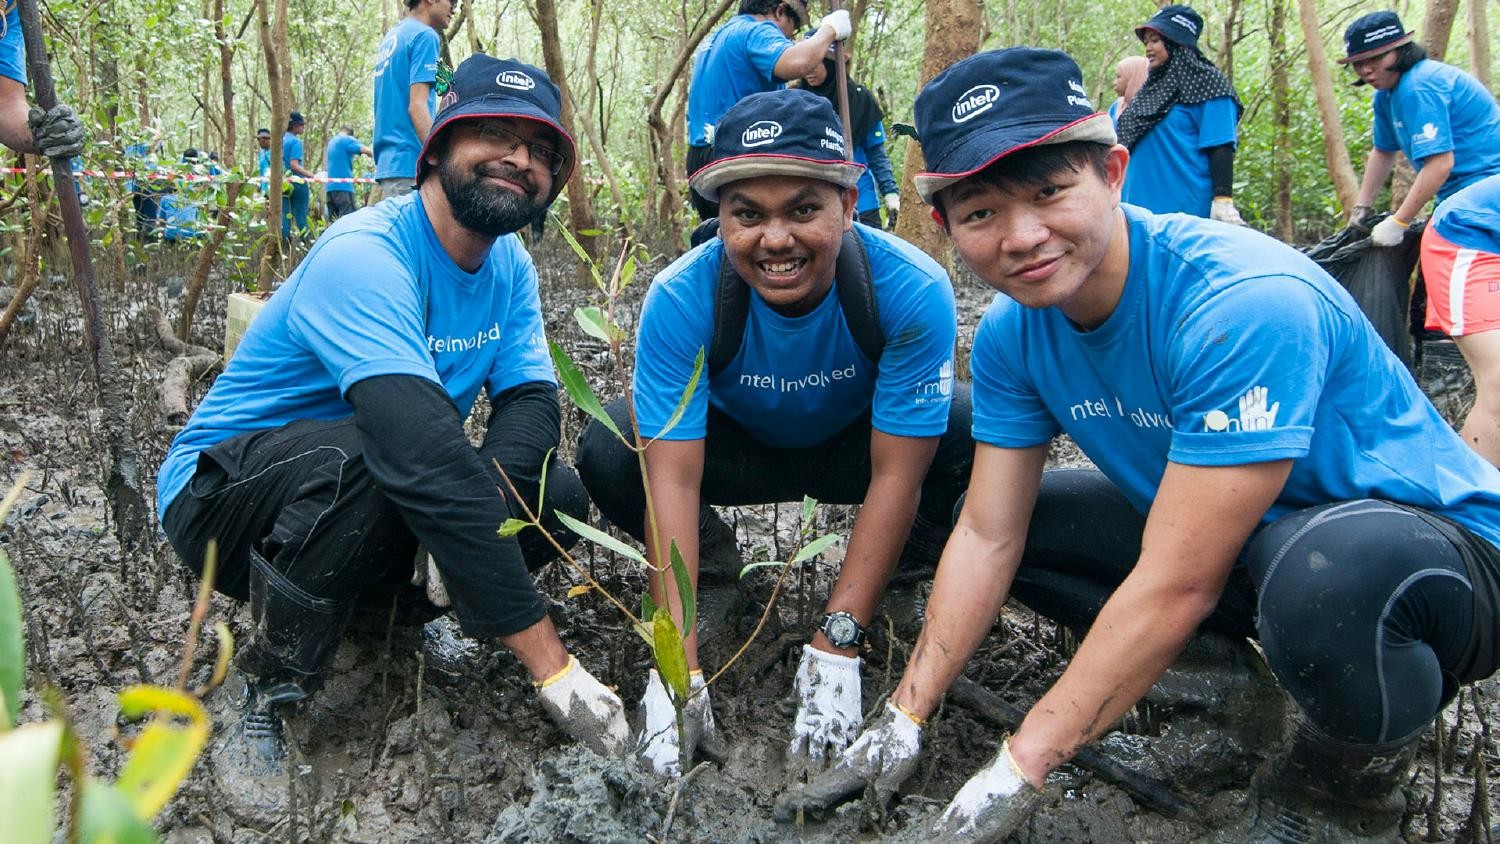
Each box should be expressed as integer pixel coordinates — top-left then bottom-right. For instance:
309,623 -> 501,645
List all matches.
1116,41 -> 1241,150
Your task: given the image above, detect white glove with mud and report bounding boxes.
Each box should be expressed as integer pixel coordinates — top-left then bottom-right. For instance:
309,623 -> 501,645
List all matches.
535,656 -> 630,757
819,9 -> 852,40
774,700 -> 922,820
27,105 -> 85,160
1210,197 -> 1245,226
928,739 -> 1043,841
638,668 -> 726,777
1370,215 -> 1409,247
787,644 -> 862,772
884,192 -> 901,213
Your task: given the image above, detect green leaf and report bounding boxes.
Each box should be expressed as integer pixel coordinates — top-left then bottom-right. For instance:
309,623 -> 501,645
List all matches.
790,533 -> 842,565
78,780 -> 158,844
642,592 -> 657,621
536,447 -> 554,524
0,548 -> 22,729
113,685 -> 210,819
739,560 -> 787,579
555,225 -> 602,289
0,721 -> 64,844
497,518 -> 531,538
800,495 -> 817,528
651,609 -> 690,703
548,340 -> 622,440
668,540 -> 695,636
889,122 -> 920,141
573,306 -> 614,344
577,229 -> 604,237
652,348 -> 705,440
555,511 -> 647,564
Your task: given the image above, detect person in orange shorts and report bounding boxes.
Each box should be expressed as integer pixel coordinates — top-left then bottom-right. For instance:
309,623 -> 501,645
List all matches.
1422,173 -> 1500,464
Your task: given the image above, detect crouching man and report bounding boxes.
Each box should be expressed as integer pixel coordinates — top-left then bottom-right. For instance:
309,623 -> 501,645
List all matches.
576,88 -> 972,777
157,55 -> 628,770
778,47 -> 1500,842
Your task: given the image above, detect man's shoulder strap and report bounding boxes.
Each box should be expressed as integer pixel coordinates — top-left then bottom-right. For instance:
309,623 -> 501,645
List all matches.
707,230 -> 883,377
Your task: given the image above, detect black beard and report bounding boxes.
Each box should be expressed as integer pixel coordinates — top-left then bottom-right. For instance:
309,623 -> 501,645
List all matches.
438,159 -> 544,237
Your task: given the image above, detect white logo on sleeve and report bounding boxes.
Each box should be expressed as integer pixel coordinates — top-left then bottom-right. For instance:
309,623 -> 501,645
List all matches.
915,359 -> 954,405
1204,386 -> 1280,432
1413,122 -> 1439,143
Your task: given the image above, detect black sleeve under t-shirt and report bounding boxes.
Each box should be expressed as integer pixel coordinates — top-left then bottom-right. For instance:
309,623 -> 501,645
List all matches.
347,374 -> 551,638
1207,143 -> 1235,198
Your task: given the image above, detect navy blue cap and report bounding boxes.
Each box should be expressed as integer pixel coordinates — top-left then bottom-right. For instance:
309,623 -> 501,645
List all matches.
1340,11 -> 1415,63
417,54 -> 575,199
911,47 -> 1116,205
1136,5 -> 1204,50
689,88 -> 865,202
287,111 -> 305,127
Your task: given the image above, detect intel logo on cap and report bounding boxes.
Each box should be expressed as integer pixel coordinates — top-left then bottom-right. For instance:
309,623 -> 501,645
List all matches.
496,70 -> 536,91
1170,13 -> 1199,34
742,120 -> 783,147
952,85 -> 1000,123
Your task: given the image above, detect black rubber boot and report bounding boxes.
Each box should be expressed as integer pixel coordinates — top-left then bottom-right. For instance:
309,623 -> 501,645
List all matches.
230,550 -> 354,769
695,507 -> 742,587
1202,718 -> 1418,843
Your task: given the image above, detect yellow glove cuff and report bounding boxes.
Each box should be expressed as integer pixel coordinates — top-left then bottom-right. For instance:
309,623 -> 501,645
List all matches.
890,699 -> 927,727
1390,216 -> 1410,229
535,654 -> 578,690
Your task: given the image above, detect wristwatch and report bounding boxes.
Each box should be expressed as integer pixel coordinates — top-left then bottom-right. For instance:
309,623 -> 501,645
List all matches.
817,611 -> 866,649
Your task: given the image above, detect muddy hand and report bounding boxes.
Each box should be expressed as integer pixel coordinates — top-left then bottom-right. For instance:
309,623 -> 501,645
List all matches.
638,669 -> 725,776
535,656 -> 629,757
928,739 -> 1042,842
787,644 -> 862,775
774,700 -> 921,821
27,105 -> 85,159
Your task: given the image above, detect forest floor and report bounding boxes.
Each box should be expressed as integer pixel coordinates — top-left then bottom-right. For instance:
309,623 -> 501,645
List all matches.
2,232 -> 1496,843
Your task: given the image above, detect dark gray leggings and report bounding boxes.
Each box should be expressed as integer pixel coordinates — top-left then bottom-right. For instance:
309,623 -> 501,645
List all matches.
1008,468 -> 1498,744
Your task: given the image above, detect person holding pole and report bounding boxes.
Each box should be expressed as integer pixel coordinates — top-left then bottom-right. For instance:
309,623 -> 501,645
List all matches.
0,0 -> 83,157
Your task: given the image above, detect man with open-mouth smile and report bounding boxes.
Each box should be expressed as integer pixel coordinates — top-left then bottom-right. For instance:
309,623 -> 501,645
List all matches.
577,88 -> 973,779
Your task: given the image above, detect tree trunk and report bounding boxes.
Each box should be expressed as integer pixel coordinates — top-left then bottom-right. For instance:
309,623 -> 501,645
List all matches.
893,0 -> 982,266
532,0 -> 598,269
255,0 -> 288,291
1271,0 -> 1292,241
1420,0 -> 1461,61
577,0 -> 633,242
1469,0 -> 1492,89
1294,0 -> 1358,214
1217,0 -> 1242,83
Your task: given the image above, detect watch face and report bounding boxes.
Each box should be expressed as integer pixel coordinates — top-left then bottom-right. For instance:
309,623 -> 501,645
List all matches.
825,614 -> 859,646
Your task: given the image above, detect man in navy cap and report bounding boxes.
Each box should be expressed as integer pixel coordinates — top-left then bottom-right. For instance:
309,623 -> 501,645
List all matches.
158,55 -> 628,773
1344,10 -> 1500,246
779,46 -> 1500,842
280,111 -> 316,240
577,87 -> 971,777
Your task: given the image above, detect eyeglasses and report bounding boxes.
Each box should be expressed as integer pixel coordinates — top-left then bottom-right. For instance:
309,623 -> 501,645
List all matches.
470,121 -> 568,176
780,2 -> 804,30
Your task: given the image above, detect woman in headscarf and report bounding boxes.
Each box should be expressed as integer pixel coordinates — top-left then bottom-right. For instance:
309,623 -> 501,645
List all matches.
1117,5 -> 1245,223
800,48 -> 900,229
1108,55 -> 1148,123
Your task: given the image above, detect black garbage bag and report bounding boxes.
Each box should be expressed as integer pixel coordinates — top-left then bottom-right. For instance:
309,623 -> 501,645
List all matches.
1301,213 -> 1424,369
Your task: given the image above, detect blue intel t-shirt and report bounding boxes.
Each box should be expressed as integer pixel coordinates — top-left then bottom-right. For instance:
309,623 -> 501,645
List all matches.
1432,173 -> 1500,256
156,192 -> 556,518
281,132 -> 304,172
1,5 -> 23,85
325,134 -> 364,193
1121,97 -> 1238,218
969,204 -> 1500,549
373,17 -> 439,180
852,122 -> 889,214
1373,59 -> 1500,202
685,15 -> 792,147
633,224 -> 957,449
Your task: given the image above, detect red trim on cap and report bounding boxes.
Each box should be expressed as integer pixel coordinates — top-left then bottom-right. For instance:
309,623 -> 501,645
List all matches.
688,151 -> 865,182
916,112 -> 1107,186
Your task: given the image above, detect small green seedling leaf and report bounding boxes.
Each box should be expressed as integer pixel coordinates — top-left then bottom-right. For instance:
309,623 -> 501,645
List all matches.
642,592 -> 657,620
790,533 -> 842,565
573,306 -> 614,343
556,225 -> 603,289
114,685 -> 210,818
548,340 -> 623,440
498,518 -> 532,538
668,540 -> 695,636
739,560 -> 787,579
577,228 -> 604,237
0,720 -> 64,843
0,476 -> 25,728
536,446 -> 554,522
556,511 -> 647,564
78,780 -> 157,844
652,609 -> 690,703
566,584 -> 591,599
800,495 -> 816,527
652,348 -> 705,441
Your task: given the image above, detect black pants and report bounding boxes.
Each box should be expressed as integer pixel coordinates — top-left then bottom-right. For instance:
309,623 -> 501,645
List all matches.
686,144 -> 717,221
326,190 -> 357,221
575,385 -> 974,553
162,416 -> 589,609
856,209 -> 883,230
1008,468 -> 1500,744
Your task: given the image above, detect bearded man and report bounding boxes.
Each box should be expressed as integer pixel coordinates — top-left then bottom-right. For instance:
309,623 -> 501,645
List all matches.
157,55 -> 628,771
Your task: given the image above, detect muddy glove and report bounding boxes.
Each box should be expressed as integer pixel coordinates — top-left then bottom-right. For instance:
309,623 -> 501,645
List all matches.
927,739 -> 1043,842
884,192 -> 900,214
638,669 -> 726,777
774,700 -> 922,820
1370,215 -> 1409,247
1349,203 -> 1376,231
27,105 -> 85,159
787,645 -> 862,773
819,9 -> 852,40
1210,197 -> 1245,226
535,655 -> 630,757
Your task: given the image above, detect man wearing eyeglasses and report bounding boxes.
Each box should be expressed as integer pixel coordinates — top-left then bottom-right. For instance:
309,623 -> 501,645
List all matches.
684,0 -> 854,219
157,56 -> 628,785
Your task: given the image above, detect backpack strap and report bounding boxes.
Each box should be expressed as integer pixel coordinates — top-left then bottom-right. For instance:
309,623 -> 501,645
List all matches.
707,229 -> 884,377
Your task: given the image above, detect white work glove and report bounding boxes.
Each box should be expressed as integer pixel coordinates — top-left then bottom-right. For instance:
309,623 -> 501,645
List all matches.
1349,203 -> 1376,231
1370,215 -> 1409,247
773,700 -> 922,820
27,105 -> 85,159
637,669 -> 725,777
535,655 -> 630,757
929,739 -> 1044,841
787,644 -> 863,772
883,192 -> 900,213
1210,196 -> 1245,226
413,550 -> 451,608
819,8 -> 852,40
